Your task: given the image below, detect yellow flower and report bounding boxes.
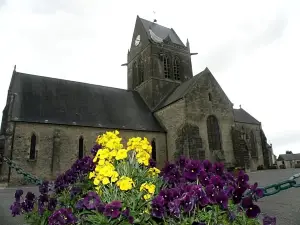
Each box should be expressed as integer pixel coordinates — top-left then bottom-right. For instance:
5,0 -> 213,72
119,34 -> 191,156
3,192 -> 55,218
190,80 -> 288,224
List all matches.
116,176 -> 135,191
102,177 -> 110,185
89,172 -> 95,179
140,182 -> 156,194
136,151 -> 150,166
109,149 -> 118,159
147,184 -> 155,194
98,165 -> 114,177
98,149 -> 110,160
148,167 -> 161,176
143,194 -> 152,200
111,171 -> 119,182
97,159 -> 106,166
116,149 -> 128,160
93,177 -> 101,185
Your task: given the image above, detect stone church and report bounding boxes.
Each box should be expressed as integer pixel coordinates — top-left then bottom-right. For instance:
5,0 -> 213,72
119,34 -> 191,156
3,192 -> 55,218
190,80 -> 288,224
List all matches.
0,16 -> 273,184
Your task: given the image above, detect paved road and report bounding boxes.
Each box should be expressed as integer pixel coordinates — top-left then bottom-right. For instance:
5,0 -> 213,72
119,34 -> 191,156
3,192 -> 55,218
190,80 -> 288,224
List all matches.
250,168 -> 300,225
1,169 -> 300,225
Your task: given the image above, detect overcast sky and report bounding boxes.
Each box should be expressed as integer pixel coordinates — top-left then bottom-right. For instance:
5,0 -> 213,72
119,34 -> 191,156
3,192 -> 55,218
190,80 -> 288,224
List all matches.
0,0 -> 299,156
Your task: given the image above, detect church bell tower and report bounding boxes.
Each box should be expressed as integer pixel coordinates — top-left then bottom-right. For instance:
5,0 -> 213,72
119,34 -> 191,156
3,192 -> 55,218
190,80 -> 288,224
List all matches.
126,16 -> 193,110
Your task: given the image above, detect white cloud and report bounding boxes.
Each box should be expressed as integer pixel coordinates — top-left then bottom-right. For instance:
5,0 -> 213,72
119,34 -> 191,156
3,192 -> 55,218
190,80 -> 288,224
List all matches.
0,0 -> 299,156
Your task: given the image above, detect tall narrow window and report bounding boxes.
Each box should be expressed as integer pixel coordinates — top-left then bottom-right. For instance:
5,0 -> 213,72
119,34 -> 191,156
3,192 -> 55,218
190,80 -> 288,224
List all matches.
29,134 -> 36,160
250,131 -> 257,157
138,58 -> 144,85
151,139 -> 157,161
132,61 -> 138,88
173,57 -> 180,80
207,115 -> 222,150
208,93 -> 212,101
163,55 -> 171,79
79,136 -> 84,159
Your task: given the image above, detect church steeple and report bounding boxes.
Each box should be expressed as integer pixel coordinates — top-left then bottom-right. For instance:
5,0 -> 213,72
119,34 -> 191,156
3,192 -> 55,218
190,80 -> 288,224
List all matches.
186,39 -> 190,50
127,16 -> 193,110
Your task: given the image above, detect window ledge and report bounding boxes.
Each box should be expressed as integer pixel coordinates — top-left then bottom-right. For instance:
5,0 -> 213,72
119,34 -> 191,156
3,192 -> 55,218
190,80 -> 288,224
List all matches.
27,159 -> 37,162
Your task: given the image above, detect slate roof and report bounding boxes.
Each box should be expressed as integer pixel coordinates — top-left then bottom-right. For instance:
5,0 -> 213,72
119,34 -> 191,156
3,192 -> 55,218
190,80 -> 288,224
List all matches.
139,17 -> 185,46
277,154 -> 300,161
9,71 -> 164,132
155,68 -> 209,110
233,108 -> 260,125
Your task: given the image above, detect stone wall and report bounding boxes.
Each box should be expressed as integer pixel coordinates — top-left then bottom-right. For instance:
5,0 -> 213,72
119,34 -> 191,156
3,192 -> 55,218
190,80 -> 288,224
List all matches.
155,99 -> 186,162
184,72 -> 235,165
234,122 -> 264,170
2,122 -> 166,185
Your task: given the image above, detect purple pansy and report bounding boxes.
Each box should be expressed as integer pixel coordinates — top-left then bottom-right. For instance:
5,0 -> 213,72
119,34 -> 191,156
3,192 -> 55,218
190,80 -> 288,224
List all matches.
104,201 -> 122,219
250,182 -> 264,198
210,175 -> 224,190
216,190 -> 228,209
83,192 -> 101,210
48,208 -> 77,225
168,199 -> 181,217
10,202 -> 22,217
203,160 -> 213,172
198,170 -> 211,186
184,161 -> 201,181
241,196 -> 261,218
205,184 -> 217,203
151,195 -> 165,218
213,162 -> 224,175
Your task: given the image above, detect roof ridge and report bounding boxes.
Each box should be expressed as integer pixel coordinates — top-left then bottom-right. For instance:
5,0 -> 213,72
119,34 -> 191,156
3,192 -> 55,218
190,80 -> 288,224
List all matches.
240,108 -> 260,123
139,17 -> 171,30
154,69 -> 210,110
15,71 -> 130,92
169,28 -> 185,46
180,68 -> 212,97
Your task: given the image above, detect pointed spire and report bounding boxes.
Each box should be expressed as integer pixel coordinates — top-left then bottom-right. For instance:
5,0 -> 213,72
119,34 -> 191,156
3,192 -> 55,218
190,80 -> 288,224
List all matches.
186,38 -> 190,50
13,65 -> 16,72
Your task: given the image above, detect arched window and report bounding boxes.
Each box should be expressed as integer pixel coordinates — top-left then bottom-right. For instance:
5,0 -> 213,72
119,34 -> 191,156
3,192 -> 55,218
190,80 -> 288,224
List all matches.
29,134 -> 36,160
173,57 -> 180,81
206,115 -> 222,150
132,61 -> 138,88
163,55 -> 171,79
151,139 -> 156,161
138,58 -> 144,85
250,131 -> 257,157
79,136 -> 84,159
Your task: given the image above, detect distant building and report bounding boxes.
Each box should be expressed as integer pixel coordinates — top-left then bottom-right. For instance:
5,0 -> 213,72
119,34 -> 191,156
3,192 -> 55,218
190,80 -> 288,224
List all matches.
277,153 -> 300,168
0,16 -> 273,185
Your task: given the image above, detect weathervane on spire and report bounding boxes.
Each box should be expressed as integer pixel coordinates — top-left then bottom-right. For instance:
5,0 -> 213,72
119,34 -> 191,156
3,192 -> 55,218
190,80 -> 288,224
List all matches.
153,11 -> 157,23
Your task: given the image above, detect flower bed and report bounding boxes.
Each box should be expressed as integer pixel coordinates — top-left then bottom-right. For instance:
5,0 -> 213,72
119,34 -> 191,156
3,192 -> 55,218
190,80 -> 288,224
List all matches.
10,131 -> 276,224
